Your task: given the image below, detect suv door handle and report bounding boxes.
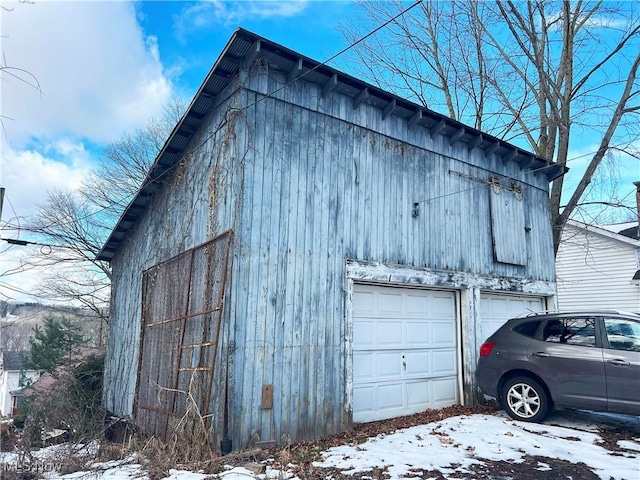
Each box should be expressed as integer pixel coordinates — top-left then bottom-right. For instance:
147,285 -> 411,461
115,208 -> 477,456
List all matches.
607,359 -> 630,366
532,352 -> 550,358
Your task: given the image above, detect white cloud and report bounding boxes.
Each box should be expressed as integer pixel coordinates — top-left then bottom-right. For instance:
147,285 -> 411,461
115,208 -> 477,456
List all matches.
174,0 -> 308,35
0,1 -> 172,147
1,141 -> 92,222
0,141 -> 95,303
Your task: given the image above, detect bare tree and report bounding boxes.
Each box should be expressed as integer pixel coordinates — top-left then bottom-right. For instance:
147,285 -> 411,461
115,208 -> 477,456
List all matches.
17,98 -> 186,327
0,320 -> 33,351
342,0 -> 640,254
80,98 -> 186,221
24,189 -> 112,322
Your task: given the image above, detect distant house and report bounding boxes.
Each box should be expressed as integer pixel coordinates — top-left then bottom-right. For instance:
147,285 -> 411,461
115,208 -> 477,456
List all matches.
98,29 -> 566,451
0,351 -> 39,417
556,215 -> 640,312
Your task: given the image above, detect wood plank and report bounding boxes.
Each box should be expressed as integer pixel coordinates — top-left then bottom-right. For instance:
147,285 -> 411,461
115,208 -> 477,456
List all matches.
353,87 -> 370,109
408,109 -> 422,126
448,127 -> 465,145
382,99 -> 397,120
322,74 -> 338,97
429,119 -> 446,138
243,40 -> 262,71
287,58 -> 303,83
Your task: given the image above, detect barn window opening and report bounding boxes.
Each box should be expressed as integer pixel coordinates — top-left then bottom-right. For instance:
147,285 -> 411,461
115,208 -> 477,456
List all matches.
489,180 -> 527,266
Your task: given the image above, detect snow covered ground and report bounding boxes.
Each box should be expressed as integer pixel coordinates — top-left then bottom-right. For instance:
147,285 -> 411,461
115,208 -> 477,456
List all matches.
1,410 -> 638,480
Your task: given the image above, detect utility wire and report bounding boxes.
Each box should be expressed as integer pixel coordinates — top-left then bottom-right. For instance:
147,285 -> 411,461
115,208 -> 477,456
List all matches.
1,0 -> 634,237
0,1 -> 426,237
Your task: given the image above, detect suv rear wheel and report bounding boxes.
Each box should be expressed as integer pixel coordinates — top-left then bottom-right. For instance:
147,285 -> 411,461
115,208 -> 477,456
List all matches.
501,376 -> 550,422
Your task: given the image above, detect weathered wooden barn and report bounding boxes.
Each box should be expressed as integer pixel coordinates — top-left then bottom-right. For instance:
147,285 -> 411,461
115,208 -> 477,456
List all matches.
98,29 -> 566,451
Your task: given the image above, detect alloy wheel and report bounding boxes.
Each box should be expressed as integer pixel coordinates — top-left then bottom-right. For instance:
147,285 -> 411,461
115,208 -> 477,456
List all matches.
506,382 -> 541,419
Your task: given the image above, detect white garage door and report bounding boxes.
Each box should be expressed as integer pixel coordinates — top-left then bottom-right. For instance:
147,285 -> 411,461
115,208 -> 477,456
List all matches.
352,284 -> 459,423
478,294 -> 545,352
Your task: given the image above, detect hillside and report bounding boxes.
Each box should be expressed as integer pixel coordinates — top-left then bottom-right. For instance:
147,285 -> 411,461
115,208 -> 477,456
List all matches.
0,302 -> 105,351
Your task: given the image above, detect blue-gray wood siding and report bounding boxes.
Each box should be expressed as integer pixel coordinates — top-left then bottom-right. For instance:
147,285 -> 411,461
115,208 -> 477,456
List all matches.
104,67 -> 556,449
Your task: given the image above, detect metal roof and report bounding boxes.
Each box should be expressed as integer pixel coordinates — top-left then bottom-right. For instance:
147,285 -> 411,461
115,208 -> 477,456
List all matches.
97,28 -> 567,262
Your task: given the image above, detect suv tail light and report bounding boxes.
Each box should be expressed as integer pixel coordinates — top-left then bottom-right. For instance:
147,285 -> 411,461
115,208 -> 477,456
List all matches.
479,341 -> 497,357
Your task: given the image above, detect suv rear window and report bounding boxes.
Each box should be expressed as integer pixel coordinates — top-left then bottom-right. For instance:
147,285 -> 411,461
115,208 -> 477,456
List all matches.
604,318 -> 640,352
542,318 -> 596,347
513,320 -> 541,338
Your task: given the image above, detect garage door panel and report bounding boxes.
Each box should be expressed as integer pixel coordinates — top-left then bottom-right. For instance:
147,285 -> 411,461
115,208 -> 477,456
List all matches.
353,284 -> 459,423
353,352 -> 375,382
353,386 -> 375,414
353,321 -> 375,348
378,322 -> 404,346
379,292 -> 403,314
406,322 -> 430,345
404,351 -> 430,376
353,291 -> 375,313
479,294 -> 544,352
377,384 -> 404,410
432,378 -> 458,403
406,295 -> 428,316
433,295 -> 456,315
406,380 -> 430,407
432,350 -> 457,375
432,323 -> 456,345
377,352 -> 403,379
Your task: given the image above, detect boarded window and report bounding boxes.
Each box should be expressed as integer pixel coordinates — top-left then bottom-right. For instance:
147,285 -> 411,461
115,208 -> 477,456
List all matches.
135,231 -> 232,442
489,183 -> 527,266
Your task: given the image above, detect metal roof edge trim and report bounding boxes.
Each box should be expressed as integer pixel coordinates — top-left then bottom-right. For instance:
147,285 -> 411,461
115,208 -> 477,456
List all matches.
97,30 -> 244,262
97,27 -> 568,262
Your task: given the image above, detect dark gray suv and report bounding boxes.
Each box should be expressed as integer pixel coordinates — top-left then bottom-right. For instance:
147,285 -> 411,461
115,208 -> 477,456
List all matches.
476,311 -> 640,422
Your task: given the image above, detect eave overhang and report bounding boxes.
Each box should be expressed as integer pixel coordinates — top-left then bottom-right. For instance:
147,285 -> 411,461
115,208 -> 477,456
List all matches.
97,28 -> 567,262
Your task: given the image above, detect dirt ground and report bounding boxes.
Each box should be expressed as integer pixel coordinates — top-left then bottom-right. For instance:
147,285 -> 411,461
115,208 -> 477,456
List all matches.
251,403 -> 640,480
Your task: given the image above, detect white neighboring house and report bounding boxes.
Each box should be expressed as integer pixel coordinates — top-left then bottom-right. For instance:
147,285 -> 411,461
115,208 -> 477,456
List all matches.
0,351 -> 40,417
556,219 -> 640,312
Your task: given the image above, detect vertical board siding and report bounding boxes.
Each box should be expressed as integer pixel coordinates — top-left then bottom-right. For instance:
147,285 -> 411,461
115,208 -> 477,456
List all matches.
106,66 -> 557,450
104,86 -> 242,425
228,81 -> 547,446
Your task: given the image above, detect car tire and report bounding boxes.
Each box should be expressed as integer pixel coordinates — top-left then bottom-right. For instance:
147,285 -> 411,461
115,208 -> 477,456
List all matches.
501,376 -> 550,422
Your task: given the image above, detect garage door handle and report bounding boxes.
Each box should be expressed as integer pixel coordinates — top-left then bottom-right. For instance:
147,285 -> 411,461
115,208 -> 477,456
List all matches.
532,352 -> 549,358
607,359 -> 630,366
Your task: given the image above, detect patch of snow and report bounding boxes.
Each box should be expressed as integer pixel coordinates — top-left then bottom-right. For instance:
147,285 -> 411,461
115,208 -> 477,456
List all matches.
536,461 -> 551,471
164,469 -> 211,480
43,463 -> 146,480
5,412 -> 639,480
312,414 -> 639,480
618,440 -> 640,452
217,467 -> 263,479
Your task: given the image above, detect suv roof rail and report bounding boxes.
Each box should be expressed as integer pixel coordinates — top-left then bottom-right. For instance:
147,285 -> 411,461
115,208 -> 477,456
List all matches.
523,309 -> 640,318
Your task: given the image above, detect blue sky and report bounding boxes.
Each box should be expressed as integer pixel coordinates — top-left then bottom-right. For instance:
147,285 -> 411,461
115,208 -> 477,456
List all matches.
137,1 -> 356,96
1,1 -> 363,218
0,0 -> 363,300
0,0 -> 638,302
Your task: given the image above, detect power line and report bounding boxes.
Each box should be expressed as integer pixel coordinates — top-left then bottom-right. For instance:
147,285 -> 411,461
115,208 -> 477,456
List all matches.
240,0 -> 426,113
2,0 -> 634,239
0,1 -> 427,238
0,237 -> 78,251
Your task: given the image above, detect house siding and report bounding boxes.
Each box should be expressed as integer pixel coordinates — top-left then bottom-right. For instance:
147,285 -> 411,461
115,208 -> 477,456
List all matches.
556,222 -> 640,311
105,63 -> 558,449
0,369 -> 39,416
